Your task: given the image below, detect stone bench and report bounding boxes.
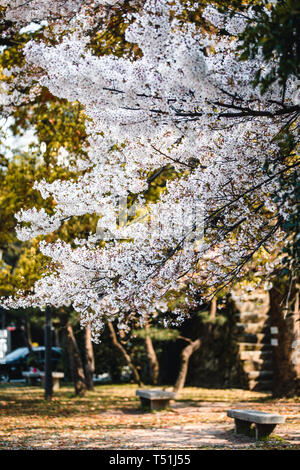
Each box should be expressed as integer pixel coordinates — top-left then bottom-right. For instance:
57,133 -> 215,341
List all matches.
22,371 -> 41,385
136,389 -> 175,411
227,409 -> 286,439
39,372 -> 64,391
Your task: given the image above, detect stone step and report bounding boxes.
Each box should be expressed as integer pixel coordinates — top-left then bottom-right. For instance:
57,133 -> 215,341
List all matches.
236,322 -> 271,335
240,350 -> 273,361
238,342 -> 272,352
247,370 -> 273,380
249,379 -> 273,392
243,360 -> 273,372
237,333 -> 271,344
233,294 -> 270,316
235,312 -> 269,323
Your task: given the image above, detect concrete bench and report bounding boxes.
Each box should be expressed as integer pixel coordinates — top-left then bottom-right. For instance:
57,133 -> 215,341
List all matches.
136,389 -> 175,411
22,371 -> 41,385
227,409 -> 286,439
39,372 -> 64,391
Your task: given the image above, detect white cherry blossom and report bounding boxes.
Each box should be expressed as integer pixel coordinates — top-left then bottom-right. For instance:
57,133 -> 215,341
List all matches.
1,0 -> 298,340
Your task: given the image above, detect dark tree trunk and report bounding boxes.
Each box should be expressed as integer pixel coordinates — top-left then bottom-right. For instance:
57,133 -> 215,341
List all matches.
144,318 -> 159,385
270,282 -> 300,397
21,318 -> 33,352
25,319 -> 33,350
106,321 -> 143,386
64,320 -> 87,396
173,300 -> 217,395
173,338 -> 201,395
54,328 -> 60,347
83,326 -> 95,391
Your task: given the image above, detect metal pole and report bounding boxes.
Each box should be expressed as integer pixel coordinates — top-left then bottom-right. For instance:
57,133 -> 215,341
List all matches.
44,306 -> 53,400
0,307 -> 5,330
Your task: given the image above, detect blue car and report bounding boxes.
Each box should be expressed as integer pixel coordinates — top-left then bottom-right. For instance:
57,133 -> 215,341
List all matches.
0,346 -> 62,382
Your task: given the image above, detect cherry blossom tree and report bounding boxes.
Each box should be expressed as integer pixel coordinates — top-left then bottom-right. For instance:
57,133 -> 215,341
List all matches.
1,0 -> 299,341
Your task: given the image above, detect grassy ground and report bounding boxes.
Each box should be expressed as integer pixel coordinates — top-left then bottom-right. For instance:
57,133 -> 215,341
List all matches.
0,383 -> 299,450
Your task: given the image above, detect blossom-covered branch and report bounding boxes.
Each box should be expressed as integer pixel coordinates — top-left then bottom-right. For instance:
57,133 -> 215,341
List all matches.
1,0 -> 299,340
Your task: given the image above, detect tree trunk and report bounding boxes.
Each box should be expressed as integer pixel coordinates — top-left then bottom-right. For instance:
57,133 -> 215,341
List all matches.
173,338 -> 201,396
54,328 -> 60,347
64,320 -> 87,396
210,298 -> 217,320
144,318 -> 159,385
106,321 -> 143,386
21,318 -> 33,352
270,282 -> 300,397
83,326 -> 95,391
26,319 -> 33,349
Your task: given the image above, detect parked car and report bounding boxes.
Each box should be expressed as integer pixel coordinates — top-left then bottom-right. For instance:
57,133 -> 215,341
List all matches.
0,346 -> 62,382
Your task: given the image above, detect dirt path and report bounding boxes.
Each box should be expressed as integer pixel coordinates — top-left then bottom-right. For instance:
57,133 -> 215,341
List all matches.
93,402 -> 300,450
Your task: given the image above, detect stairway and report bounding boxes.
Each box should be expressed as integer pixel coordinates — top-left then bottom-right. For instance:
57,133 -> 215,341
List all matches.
233,290 -> 274,391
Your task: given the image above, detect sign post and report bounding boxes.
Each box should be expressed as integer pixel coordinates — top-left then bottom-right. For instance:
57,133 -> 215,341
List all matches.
0,329 -> 8,362
44,306 -> 53,400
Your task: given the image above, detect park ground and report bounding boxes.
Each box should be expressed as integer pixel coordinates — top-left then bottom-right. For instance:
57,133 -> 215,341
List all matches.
0,383 -> 299,450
